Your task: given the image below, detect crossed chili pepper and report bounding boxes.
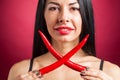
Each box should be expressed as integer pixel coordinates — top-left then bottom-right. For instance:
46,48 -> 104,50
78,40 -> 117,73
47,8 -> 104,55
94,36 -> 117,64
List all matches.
37,30 -> 89,75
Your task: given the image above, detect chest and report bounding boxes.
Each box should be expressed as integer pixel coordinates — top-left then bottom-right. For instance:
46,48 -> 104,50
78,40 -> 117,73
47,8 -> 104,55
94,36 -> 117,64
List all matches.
42,65 -> 84,80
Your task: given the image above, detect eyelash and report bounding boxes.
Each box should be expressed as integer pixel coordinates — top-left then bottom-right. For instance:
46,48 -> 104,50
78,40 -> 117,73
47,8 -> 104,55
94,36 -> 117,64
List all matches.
48,7 -> 60,11
48,7 -> 80,12
71,7 -> 80,11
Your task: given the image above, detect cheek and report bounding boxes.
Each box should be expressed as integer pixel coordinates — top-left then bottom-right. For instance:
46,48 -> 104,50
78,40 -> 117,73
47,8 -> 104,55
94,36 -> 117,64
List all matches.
76,15 -> 82,25
74,15 -> 82,30
74,16 -> 82,36
45,13 -> 57,29
45,14 -> 51,26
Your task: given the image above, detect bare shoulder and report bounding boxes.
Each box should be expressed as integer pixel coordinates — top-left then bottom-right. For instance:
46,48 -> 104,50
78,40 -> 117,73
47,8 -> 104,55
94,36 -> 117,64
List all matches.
103,60 -> 120,78
88,56 -> 120,79
91,56 -> 120,74
7,55 -> 46,80
8,59 -> 30,80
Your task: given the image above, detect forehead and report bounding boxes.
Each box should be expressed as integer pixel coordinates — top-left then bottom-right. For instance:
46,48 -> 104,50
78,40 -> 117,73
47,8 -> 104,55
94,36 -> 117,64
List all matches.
46,0 -> 78,5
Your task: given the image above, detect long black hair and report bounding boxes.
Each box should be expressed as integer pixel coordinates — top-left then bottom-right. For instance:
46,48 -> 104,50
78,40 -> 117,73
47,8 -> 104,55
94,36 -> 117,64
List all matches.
32,0 -> 96,58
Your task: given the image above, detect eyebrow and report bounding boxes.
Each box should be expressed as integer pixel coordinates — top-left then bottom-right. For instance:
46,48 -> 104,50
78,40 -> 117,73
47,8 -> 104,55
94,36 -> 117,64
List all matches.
47,2 -> 79,6
69,2 -> 79,6
47,2 -> 60,6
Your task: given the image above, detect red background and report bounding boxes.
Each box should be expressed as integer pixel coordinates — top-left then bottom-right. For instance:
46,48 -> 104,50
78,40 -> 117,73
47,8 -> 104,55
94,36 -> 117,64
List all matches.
0,0 -> 120,80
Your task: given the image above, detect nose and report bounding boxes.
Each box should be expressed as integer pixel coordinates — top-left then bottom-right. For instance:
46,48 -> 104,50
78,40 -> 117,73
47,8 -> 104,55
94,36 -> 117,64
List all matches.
58,9 -> 70,24
58,18 -> 69,23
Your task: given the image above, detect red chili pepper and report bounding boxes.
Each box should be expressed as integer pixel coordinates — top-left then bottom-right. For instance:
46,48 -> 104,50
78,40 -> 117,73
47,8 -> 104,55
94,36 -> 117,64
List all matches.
38,30 -> 89,75
38,30 -> 88,72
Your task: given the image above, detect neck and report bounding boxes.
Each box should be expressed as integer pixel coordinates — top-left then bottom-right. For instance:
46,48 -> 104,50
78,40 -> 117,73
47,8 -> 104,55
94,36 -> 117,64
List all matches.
50,39 -> 87,60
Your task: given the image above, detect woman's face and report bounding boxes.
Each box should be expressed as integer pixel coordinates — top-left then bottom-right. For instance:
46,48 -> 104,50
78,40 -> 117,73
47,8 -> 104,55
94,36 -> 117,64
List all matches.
44,0 -> 82,42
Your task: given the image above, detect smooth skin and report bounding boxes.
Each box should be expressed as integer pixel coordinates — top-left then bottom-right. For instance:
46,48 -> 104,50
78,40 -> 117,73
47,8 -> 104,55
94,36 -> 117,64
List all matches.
8,0 -> 120,80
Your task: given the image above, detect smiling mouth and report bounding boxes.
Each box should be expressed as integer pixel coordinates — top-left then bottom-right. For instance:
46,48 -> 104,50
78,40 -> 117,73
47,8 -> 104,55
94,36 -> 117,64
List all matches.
54,26 -> 74,35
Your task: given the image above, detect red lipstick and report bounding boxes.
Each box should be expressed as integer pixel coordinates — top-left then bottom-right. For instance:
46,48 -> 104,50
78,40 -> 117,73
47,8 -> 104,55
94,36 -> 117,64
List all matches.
55,26 -> 74,35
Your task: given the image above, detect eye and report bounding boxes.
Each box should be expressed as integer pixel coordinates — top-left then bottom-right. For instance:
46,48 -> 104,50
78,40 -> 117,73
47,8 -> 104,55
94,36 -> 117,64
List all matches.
48,7 -> 60,11
71,7 -> 80,11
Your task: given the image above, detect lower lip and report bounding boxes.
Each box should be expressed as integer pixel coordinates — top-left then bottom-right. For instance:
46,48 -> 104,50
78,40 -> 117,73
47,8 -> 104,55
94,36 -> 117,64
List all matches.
56,29 -> 73,35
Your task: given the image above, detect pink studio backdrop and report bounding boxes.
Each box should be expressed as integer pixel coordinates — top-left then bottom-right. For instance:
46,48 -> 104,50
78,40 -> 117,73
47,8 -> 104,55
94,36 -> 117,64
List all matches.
0,0 -> 120,80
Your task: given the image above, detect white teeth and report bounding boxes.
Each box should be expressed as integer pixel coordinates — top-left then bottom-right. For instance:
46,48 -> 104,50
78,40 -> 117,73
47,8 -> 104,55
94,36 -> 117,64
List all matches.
60,29 -> 68,31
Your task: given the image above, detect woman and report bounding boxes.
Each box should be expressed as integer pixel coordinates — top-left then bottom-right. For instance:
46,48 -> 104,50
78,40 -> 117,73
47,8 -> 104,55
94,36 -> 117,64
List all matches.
8,0 -> 120,80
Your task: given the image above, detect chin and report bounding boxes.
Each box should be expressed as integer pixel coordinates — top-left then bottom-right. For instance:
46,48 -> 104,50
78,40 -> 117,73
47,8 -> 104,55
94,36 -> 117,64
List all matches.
58,37 -> 76,42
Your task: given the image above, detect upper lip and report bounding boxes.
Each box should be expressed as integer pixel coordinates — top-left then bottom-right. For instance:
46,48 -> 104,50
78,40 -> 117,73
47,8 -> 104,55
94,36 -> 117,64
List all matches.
54,26 -> 74,30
